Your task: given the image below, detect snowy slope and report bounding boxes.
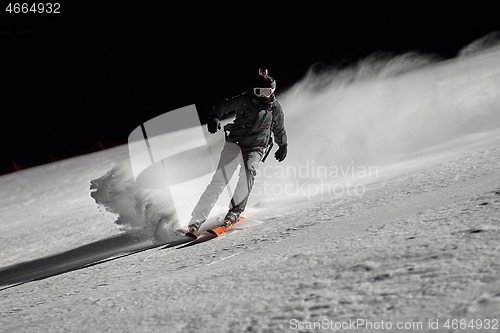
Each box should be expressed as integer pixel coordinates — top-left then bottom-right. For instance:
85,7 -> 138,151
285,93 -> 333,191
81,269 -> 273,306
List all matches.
0,39 -> 500,332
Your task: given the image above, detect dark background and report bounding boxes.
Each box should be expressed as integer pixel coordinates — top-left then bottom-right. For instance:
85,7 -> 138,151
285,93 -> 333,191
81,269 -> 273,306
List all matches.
1,1 -> 499,174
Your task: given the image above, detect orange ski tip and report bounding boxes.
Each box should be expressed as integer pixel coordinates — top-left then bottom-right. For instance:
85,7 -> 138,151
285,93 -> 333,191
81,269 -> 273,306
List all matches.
213,216 -> 246,236
212,226 -> 225,236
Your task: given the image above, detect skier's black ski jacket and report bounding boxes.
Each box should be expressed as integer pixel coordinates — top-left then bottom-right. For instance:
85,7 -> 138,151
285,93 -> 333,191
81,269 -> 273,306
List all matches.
209,92 -> 287,153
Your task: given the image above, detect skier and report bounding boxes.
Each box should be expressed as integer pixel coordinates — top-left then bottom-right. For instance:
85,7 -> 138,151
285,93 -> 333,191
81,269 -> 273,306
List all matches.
187,69 -> 288,233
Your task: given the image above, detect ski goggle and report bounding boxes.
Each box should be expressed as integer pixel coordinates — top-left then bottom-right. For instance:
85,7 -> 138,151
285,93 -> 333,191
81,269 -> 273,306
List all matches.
254,87 -> 275,98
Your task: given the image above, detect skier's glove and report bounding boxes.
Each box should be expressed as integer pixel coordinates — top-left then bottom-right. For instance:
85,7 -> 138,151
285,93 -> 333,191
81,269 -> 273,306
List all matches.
207,117 -> 221,134
275,144 -> 287,162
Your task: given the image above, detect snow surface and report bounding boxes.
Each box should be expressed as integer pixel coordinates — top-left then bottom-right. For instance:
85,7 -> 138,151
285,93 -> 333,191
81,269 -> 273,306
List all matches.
0,39 -> 500,332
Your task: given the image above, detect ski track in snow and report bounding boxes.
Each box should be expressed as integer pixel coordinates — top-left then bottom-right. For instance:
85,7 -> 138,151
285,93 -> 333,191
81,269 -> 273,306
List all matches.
0,41 -> 500,332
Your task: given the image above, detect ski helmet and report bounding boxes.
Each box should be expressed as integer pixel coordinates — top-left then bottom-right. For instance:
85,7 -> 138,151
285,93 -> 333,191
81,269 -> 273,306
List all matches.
253,68 -> 276,98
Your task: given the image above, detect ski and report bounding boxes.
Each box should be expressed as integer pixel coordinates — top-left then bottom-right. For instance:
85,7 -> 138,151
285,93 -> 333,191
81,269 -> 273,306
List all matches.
159,233 -> 198,249
210,215 -> 245,236
162,216 -> 246,250
176,231 -> 219,248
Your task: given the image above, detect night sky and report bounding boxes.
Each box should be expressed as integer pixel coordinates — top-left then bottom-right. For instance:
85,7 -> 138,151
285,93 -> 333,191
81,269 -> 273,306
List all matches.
1,1 -> 499,174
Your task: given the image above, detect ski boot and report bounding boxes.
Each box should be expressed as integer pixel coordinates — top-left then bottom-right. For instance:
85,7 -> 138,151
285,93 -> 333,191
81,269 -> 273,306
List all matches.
223,210 -> 241,228
186,219 -> 204,233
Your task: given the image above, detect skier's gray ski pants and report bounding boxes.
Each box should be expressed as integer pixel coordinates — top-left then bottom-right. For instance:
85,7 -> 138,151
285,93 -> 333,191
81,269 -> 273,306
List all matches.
191,142 -> 262,221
